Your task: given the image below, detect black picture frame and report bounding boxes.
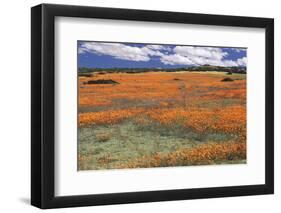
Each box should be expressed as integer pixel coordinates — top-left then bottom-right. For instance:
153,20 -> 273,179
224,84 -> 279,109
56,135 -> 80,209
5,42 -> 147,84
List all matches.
31,3 -> 274,209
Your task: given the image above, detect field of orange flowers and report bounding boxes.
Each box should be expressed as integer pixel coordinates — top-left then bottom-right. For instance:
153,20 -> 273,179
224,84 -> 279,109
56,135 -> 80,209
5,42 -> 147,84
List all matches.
78,71 -> 246,170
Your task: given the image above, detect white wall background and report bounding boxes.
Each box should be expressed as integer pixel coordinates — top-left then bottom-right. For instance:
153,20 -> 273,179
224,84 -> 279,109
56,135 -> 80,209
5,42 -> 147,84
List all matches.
0,0 -> 279,212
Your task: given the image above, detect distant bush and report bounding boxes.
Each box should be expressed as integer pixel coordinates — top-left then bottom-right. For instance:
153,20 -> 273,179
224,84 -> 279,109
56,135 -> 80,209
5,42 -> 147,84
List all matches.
79,73 -> 94,77
221,77 -> 234,82
85,79 -> 119,84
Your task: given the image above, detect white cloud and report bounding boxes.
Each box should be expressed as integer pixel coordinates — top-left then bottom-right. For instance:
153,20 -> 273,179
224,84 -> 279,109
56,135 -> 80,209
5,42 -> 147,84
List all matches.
79,42 -> 152,61
221,60 -> 238,67
237,57 -> 247,66
229,48 -> 247,53
160,54 -> 194,65
141,46 -> 165,57
78,42 -> 170,62
78,47 -> 86,54
146,45 -> 171,51
161,46 -> 229,66
162,46 -> 246,67
178,46 -> 226,65
174,46 -> 228,60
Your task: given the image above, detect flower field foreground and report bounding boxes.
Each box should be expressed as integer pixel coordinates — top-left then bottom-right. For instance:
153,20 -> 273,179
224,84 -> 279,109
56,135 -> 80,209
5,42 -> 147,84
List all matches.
78,71 -> 247,170
117,141 -> 246,169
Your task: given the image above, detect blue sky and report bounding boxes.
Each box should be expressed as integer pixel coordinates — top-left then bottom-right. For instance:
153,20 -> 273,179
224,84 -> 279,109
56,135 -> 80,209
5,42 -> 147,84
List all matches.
78,41 -> 247,68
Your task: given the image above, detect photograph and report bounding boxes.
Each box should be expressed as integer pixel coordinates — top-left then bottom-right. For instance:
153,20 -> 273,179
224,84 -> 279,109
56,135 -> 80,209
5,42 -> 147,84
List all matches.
30,3 -> 274,209
77,41 -> 247,170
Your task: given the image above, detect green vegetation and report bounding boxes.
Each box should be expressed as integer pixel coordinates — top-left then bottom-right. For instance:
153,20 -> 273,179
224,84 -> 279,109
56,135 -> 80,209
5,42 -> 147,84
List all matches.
78,121 -> 238,170
78,64 -> 246,76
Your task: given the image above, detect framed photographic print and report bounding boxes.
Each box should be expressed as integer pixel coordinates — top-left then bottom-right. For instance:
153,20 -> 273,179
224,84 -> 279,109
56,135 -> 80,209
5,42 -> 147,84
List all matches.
31,3 -> 274,209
